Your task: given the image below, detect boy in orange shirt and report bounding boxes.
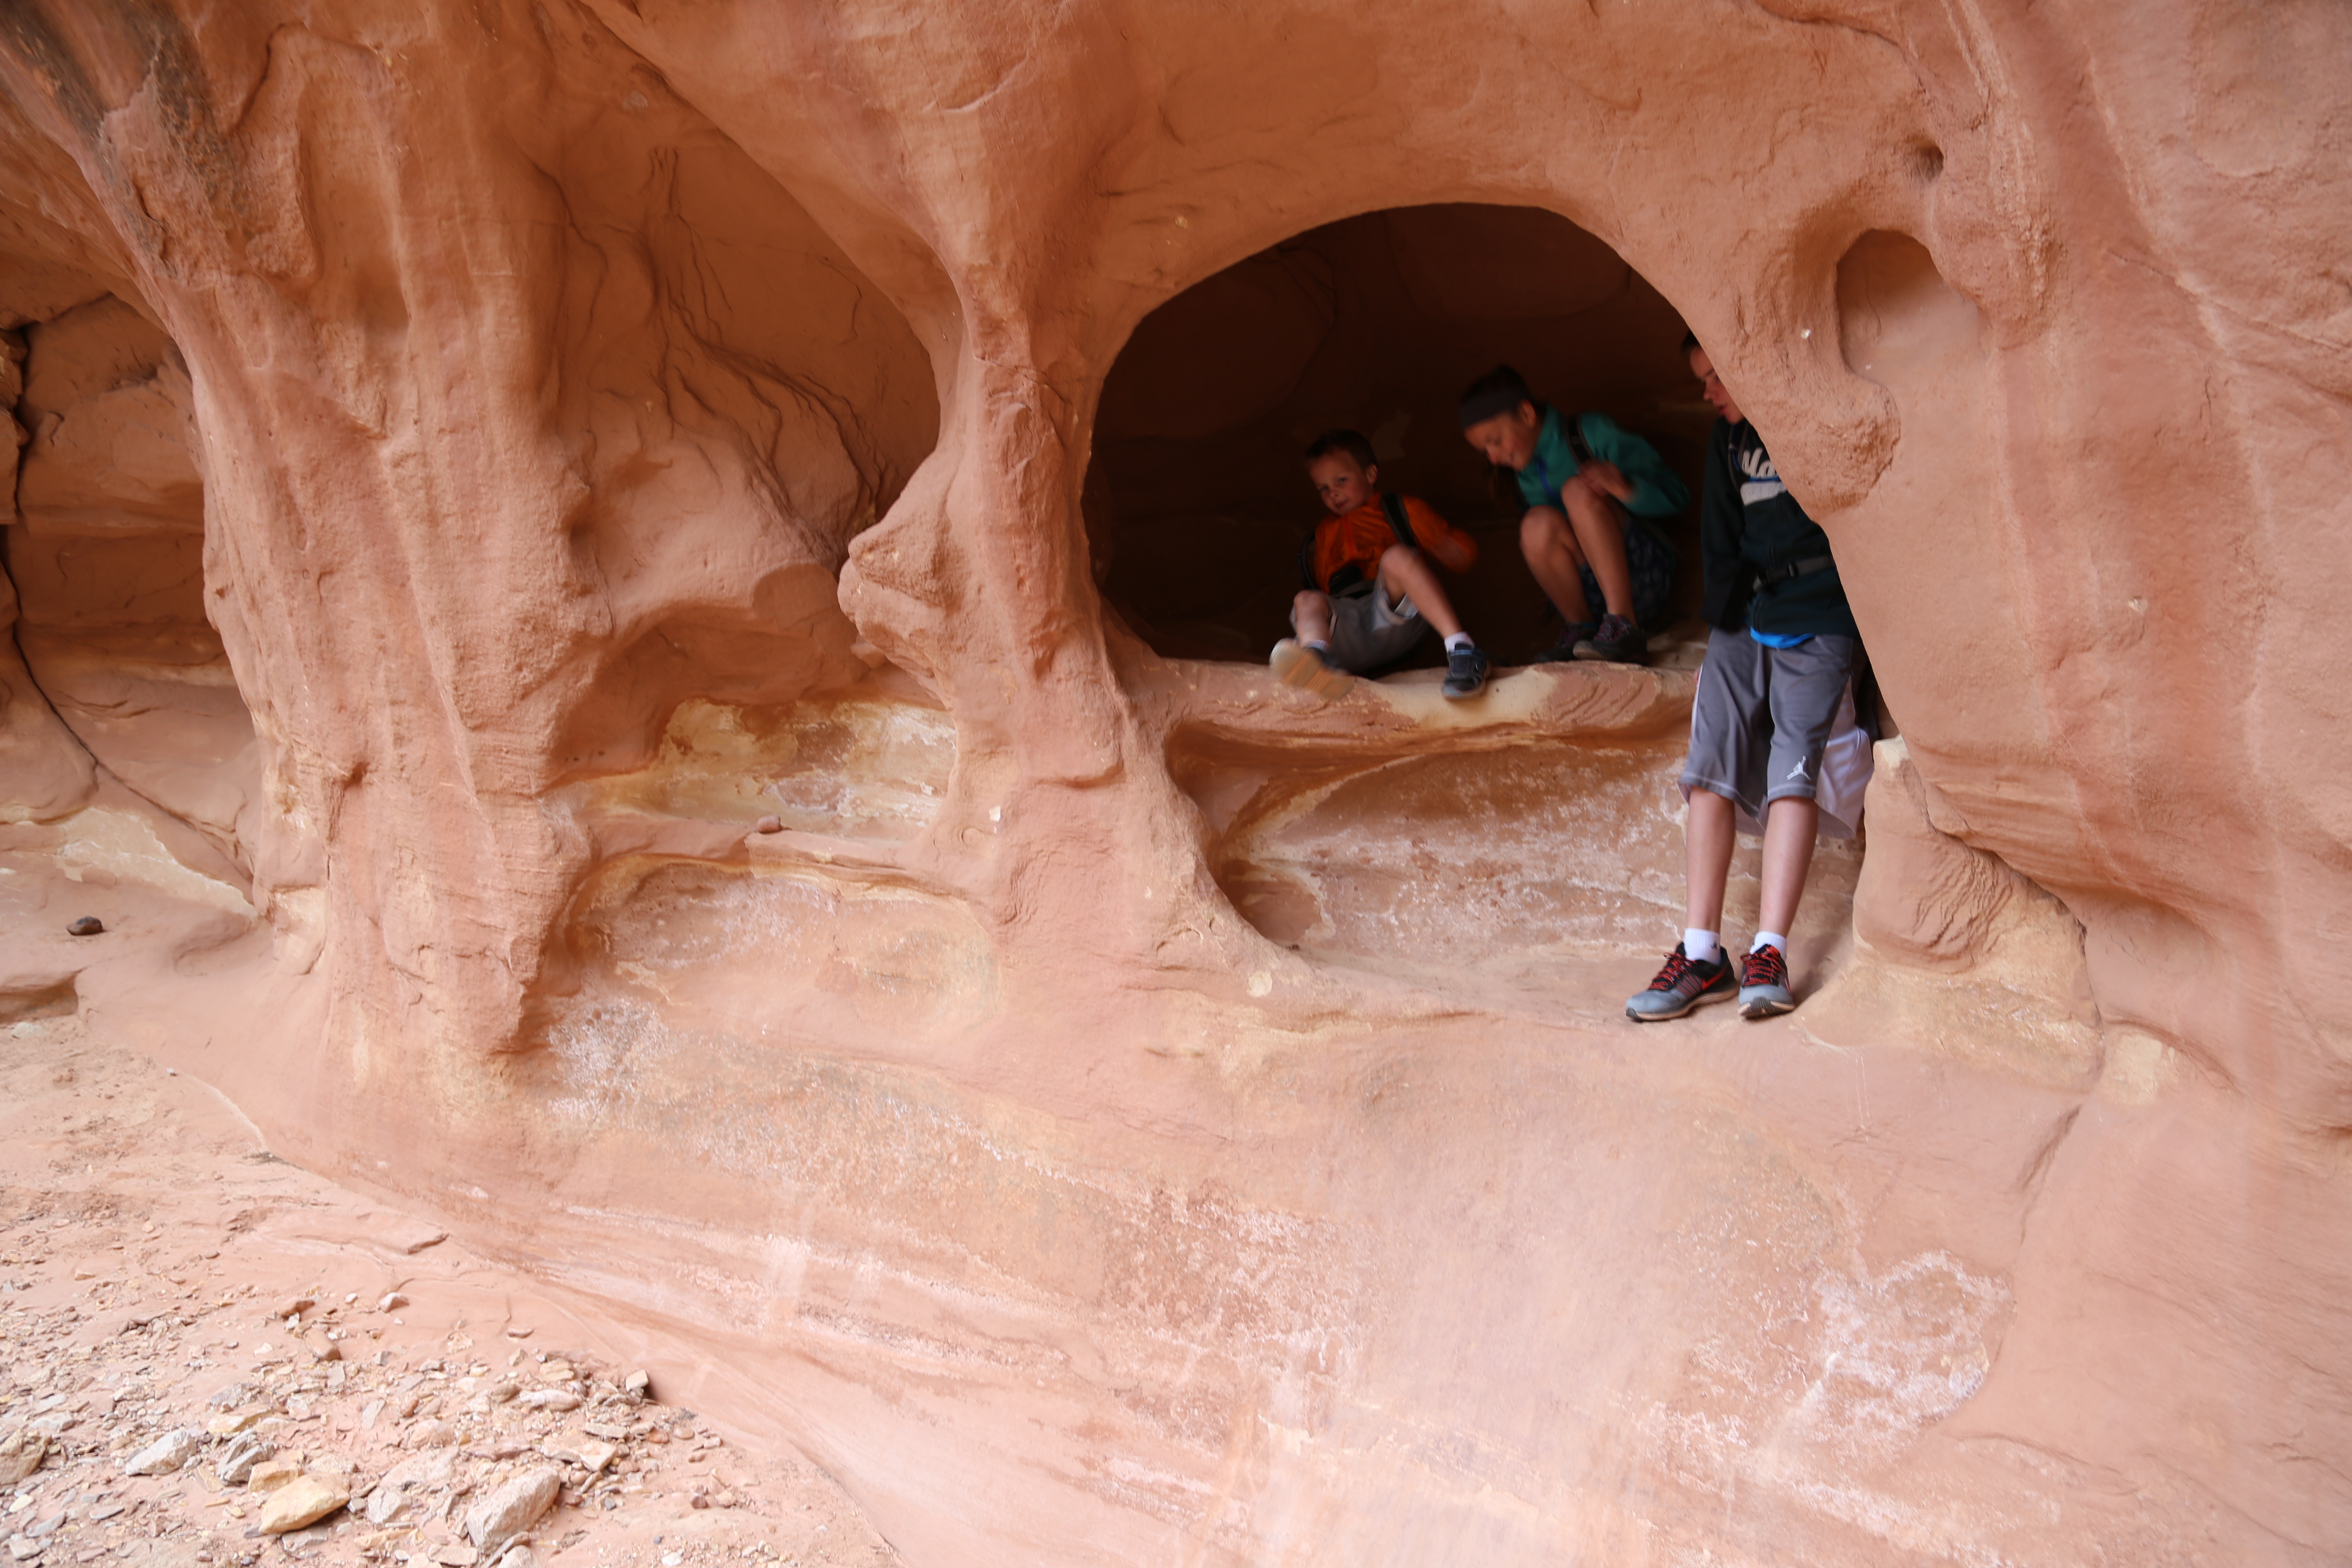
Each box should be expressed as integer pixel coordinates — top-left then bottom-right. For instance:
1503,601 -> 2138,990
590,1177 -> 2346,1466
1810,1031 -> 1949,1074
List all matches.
1271,430 -> 1490,701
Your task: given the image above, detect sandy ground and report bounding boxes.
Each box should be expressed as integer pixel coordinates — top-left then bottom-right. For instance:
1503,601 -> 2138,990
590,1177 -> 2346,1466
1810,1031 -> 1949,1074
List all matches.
0,1007 -> 897,1568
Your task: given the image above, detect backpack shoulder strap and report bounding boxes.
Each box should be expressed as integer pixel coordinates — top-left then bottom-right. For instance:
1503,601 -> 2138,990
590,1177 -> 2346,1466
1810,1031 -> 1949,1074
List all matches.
1379,492 -> 1422,553
1563,413 -> 1596,469
1299,527 -> 1321,592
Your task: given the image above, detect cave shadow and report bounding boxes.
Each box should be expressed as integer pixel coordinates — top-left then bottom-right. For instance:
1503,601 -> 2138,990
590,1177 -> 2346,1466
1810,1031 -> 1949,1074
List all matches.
1086,203 -> 1715,671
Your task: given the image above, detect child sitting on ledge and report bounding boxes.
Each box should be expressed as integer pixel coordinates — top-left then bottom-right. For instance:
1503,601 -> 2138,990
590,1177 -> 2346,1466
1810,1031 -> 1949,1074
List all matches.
1459,364 -> 1688,665
1271,430 -> 1490,701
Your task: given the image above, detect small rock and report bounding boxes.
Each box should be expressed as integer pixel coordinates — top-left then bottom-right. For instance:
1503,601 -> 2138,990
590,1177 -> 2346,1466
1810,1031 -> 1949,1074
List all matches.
465,1468 -> 560,1557
573,1440 -> 616,1475
483,1383 -> 518,1405
359,1400 -> 385,1430
66,918 -> 103,938
753,816 -> 782,834
404,1421 -> 459,1450
581,1421 -> 627,1442
502,1327 -> 532,1341
270,1297 -> 317,1322
377,1294 -> 407,1313
217,1431 -> 275,1485
122,1428 -> 203,1477
0,1427 -> 46,1486
257,1476 -> 349,1534
245,1459 -> 305,1492
621,1370 -> 649,1398
6,1532 -> 40,1562
207,1410 -> 265,1437
362,1449 -> 455,1526
207,1381 -> 258,1410
513,1392 -> 577,1413
492,1546 -> 538,1568
434,1546 -> 479,1568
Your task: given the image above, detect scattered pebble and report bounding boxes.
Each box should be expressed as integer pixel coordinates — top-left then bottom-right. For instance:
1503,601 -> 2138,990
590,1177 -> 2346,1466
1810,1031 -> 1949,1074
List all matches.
466,1467 -> 560,1556
65,917 -> 103,937
0,1004 -> 903,1567
257,1473 -> 349,1534
119,1428 -> 202,1476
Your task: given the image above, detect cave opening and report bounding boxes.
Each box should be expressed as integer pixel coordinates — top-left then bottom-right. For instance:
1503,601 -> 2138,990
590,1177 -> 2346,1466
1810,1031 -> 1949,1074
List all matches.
1,294 -> 261,894
1088,203 -> 1711,668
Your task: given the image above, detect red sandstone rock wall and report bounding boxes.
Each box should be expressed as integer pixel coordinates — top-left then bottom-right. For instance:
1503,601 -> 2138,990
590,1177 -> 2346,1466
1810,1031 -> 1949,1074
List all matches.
3,2 -> 2350,1564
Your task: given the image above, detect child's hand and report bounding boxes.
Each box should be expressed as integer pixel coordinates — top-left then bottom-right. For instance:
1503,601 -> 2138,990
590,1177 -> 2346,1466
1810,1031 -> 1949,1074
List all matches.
1579,460 -> 1634,502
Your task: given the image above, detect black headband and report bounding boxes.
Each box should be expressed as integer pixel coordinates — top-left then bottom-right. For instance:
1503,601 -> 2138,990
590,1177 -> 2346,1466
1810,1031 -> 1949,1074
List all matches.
1458,383 -> 1531,430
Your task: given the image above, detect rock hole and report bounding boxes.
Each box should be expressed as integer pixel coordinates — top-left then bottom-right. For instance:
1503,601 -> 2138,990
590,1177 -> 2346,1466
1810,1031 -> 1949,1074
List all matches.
3,294 -> 261,887
1087,203 -> 1712,667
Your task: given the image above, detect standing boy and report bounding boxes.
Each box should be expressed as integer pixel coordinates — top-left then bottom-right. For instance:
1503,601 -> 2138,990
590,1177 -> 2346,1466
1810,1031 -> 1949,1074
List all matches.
1458,365 -> 1688,664
1272,430 -> 1491,701
1627,335 -> 1863,1021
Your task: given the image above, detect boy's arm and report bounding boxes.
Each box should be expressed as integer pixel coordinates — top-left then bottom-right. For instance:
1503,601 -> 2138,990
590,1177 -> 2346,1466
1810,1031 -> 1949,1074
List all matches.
1698,422 -> 1747,628
1404,497 -> 1478,572
1582,413 -> 1690,516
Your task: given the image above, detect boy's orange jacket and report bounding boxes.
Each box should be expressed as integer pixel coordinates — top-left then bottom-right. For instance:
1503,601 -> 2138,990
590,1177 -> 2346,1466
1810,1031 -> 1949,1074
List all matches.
1310,495 -> 1477,593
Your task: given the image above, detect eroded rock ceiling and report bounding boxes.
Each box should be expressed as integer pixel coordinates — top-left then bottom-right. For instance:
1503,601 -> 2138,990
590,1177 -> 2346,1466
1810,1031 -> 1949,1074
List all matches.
2,1 -> 2349,1563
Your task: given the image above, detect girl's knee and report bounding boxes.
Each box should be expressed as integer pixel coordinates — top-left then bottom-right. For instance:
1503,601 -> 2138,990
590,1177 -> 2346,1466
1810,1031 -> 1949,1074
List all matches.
1519,506 -> 1566,549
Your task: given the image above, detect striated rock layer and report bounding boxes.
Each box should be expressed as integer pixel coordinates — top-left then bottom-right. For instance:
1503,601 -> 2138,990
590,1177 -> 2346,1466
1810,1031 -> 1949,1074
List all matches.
3,1 -> 2350,1563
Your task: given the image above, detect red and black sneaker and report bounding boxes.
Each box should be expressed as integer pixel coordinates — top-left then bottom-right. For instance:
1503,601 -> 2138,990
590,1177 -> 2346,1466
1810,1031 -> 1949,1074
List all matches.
1738,943 -> 1797,1018
1626,943 -> 1736,1022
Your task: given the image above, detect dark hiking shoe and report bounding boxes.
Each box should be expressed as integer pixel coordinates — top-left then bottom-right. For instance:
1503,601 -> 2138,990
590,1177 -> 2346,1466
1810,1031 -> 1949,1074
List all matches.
1271,638 -> 1356,701
1441,643 -> 1491,699
1576,613 -> 1649,665
1626,943 -> 1737,1022
1739,943 -> 1797,1018
1533,622 -> 1596,664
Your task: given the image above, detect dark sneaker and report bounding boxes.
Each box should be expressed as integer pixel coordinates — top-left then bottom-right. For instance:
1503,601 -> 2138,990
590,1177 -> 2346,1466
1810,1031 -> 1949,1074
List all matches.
1626,943 -> 1737,1022
1441,643 -> 1491,699
1738,943 -> 1797,1017
1532,622 -> 1596,664
1576,613 -> 1649,665
1270,638 -> 1356,701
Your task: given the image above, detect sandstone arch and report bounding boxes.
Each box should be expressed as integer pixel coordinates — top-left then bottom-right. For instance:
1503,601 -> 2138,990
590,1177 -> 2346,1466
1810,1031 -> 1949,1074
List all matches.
2,2 -> 2349,1565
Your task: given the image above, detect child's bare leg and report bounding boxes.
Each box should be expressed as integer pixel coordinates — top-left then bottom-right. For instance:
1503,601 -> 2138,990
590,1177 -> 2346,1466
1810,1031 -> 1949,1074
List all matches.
1291,589 -> 1334,645
1562,476 -> 1636,621
1374,546 -> 1466,640
1519,505 -> 1594,623
1685,789 -> 1737,931
1757,797 -> 1819,939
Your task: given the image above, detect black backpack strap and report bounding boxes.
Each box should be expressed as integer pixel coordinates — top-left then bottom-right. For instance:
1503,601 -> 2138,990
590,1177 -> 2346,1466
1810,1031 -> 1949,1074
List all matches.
1299,529 -> 1321,592
1562,412 -> 1596,469
1379,492 -> 1421,553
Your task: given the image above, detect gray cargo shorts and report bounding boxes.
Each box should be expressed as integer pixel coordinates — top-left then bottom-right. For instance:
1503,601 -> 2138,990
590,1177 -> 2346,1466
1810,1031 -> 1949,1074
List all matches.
1681,628 -> 1859,822
1292,587 -> 1428,673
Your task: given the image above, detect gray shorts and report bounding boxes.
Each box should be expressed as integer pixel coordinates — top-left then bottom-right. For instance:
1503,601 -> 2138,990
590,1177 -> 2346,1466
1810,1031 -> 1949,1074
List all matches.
1681,629 -> 1859,821
1292,588 -> 1428,672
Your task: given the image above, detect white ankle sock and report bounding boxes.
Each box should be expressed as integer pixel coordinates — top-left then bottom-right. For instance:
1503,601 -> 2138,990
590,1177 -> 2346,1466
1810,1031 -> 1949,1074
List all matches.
1751,931 -> 1787,955
1302,638 -> 1329,653
1684,929 -> 1719,964
1444,633 -> 1473,653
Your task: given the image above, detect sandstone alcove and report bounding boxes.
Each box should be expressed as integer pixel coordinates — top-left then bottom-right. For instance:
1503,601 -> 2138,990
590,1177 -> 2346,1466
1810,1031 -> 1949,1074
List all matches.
2,291 -> 260,905
6,4 -> 2350,1566
1089,203 -> 1707,666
